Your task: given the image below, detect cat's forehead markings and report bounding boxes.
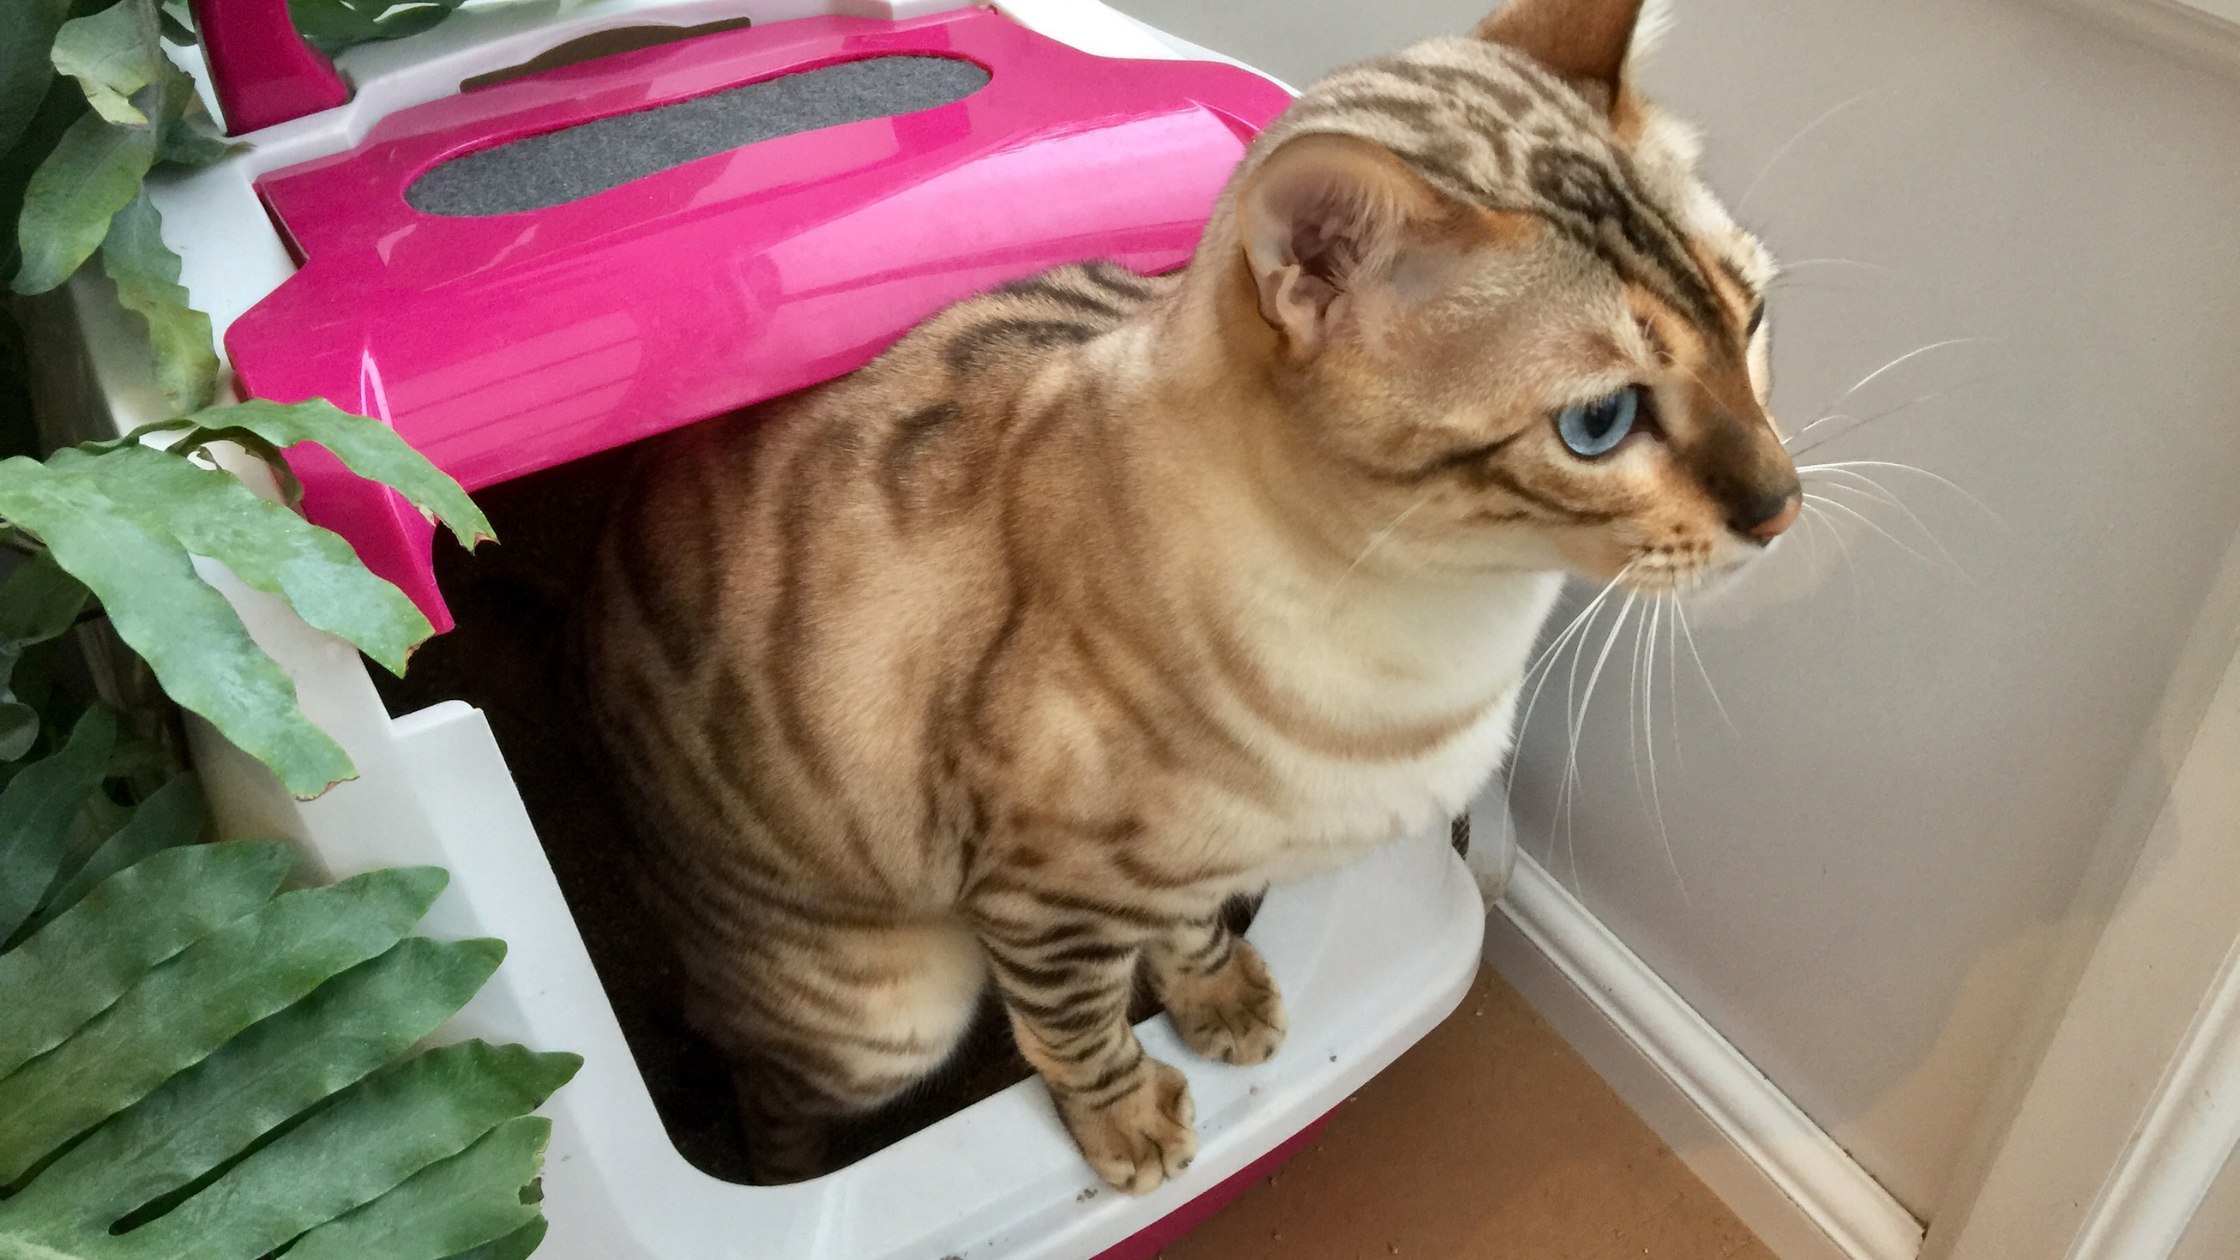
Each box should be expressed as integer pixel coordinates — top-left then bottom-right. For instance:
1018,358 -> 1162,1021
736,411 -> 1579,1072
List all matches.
1266,39 -> 1724,328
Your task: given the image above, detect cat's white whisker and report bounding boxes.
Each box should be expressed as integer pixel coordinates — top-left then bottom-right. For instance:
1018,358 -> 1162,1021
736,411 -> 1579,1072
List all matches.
1321,492 -> 1435,614
1662,593 -> 1685,770
1803,490 -> 1938,567
1801,468 -> 1966,574
1737,87 -> 1885,214
1785,374 -> 1987,455
1796,458 -> 2005,527
1672,596 -> 1733,733
1639,597 -> 1689,906
1804,500 -> 1865,604
1774,256 -> 1913,279
1560,592 -> 1638,886
1501,568 -> 1631,875
1797,337 -> 1990,436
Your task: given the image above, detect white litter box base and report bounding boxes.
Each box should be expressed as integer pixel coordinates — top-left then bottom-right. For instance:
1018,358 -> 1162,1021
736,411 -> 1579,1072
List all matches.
392,699 -> 1481,1260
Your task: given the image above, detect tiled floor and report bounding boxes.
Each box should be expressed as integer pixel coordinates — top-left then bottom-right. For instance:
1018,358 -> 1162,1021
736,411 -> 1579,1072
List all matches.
1163,966 -> 1774,1260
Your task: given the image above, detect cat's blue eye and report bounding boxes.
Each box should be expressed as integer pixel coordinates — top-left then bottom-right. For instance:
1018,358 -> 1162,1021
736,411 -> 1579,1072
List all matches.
1555,387 -> 1639,458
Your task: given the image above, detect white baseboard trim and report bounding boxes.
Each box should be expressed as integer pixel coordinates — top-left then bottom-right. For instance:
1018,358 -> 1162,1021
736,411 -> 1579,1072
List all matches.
1484,854 -> 1924,1260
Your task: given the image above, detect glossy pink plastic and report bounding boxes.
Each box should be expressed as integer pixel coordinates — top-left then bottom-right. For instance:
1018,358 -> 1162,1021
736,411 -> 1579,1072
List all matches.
224,8 -> 1288,630
188,0 -> 351,135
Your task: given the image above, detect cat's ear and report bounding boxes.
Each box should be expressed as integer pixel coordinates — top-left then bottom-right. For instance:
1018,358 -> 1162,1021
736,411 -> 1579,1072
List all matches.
1238,133 -> 1446,356
1474,0 -> 1649,109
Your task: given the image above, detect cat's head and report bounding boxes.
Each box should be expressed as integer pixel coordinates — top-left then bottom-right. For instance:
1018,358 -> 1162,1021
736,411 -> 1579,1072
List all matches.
1206,0 -> 1796,594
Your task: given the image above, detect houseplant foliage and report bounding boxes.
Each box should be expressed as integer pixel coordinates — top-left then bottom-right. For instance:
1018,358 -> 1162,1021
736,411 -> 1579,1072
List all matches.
0,834 -> 582,1260
4,0 -> 499,799
2,7 -> 578,1259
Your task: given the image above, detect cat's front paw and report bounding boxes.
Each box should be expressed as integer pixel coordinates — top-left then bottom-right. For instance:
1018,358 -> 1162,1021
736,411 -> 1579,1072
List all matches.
1058,1058 -> 1197,1194
1161,938 -> 1288,1066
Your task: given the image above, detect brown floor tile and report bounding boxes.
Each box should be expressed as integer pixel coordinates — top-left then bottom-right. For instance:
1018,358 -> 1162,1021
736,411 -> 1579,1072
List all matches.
1161,966 -> 1767,1260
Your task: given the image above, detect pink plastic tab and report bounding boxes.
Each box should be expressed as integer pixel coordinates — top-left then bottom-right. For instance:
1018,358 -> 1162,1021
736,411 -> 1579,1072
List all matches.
226,9 -> 1287,630
189,0 -> 351,135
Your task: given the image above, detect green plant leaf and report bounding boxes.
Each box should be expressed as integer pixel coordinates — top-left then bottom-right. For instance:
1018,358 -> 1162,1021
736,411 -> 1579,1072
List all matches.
171,398 -> 495,549
0,700 -> 36,760
444,1216 -> 549,1260
95,190 -> 215,412
36,786 -> 131,917
35,771 -> 207,921
48,443 -> 431,673
288,0 -> 471,56
0,936 -> 506,1237
0,76 -> 89,286
283,1115 -> 549,1260
108,1040 -> 579,1260
51,0 -> 166,126
0,547 -> 93,645
0,456 -> 357,798
12,98 -> 157,295
153,60 -> 231,167
0,840 -> 291,1082
0,864 -> 446,1182
0,549 -> 93,761
0,0 -> 74,157
0,704 -> 114,941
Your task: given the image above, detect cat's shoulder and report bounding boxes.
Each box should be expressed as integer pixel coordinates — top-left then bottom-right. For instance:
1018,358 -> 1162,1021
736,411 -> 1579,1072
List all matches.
875,261 -> 1179,390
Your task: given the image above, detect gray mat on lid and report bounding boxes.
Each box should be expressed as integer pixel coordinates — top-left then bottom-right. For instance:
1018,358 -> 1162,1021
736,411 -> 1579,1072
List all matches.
408,55 -> 991,217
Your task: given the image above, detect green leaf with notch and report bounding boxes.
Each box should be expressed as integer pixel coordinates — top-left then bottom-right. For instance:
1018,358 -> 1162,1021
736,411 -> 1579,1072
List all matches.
0,456 -> 357,798
48,442 -> 430,673
283,1114 -> 551,1260
97,190 -> 216,411
445,1217 -> 550,1260
50,0 -> 166,126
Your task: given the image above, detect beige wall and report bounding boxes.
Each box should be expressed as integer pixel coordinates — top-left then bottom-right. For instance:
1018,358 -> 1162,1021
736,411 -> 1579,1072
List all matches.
1111,0 -> 2240,1223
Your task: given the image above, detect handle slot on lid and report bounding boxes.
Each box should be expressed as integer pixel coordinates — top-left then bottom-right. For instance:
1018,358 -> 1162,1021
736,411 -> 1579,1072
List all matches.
409,55 -> 991,216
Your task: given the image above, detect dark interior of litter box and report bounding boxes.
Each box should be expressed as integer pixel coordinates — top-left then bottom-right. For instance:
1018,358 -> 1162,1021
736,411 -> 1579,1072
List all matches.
372,438 -> 1256,1183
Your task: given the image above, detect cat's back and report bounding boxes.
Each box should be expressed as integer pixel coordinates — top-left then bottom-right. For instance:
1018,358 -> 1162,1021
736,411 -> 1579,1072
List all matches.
583,261 -> 1176,865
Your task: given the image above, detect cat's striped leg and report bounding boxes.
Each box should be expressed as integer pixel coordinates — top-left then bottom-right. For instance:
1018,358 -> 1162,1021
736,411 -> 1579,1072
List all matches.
971,909 -> 1196,1194
1144,914 -> 1287,1067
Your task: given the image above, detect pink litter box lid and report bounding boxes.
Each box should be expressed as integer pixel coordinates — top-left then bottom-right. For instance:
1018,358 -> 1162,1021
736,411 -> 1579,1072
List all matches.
224,7 -> 1289,631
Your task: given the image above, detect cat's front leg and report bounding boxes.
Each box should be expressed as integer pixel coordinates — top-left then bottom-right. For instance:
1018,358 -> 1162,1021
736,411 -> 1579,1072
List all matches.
973,911 -> 1196,1194
1145,914 -> 1287,1066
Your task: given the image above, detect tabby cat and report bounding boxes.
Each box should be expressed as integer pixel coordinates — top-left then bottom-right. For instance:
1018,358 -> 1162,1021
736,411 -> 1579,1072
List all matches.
584,0 -> 1798,1193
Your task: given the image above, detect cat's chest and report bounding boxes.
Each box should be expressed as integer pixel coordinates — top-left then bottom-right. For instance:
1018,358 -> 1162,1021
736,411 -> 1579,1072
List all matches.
1182,573 -> 1560,885
1253,693 -> 1520,881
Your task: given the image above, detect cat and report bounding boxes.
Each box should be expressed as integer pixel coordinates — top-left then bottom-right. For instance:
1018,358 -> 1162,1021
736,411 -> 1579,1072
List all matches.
582,0 -> 1797,1194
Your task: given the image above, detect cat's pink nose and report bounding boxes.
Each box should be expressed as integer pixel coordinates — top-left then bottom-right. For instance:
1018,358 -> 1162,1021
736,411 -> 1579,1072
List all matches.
1749,495 -> 1802,543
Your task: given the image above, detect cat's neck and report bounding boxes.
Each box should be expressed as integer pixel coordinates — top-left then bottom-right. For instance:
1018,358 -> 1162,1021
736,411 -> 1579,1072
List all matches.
1091,256 -> 1565,742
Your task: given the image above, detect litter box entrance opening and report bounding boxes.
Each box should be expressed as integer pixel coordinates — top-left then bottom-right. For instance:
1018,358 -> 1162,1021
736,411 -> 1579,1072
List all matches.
370,443 -> 1253,1183
407,55 -> 991,216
